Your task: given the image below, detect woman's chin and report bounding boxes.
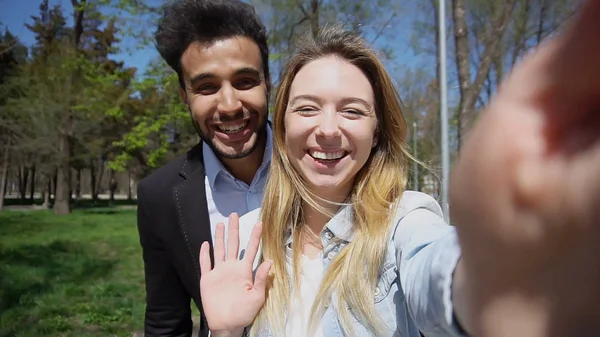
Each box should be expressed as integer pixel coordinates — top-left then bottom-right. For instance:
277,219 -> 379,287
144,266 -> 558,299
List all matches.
305,178 -> 353,201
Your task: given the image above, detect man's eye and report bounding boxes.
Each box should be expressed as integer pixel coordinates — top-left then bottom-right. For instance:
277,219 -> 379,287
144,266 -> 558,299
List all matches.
197,84 -> 218,94
235,78 -> 258,89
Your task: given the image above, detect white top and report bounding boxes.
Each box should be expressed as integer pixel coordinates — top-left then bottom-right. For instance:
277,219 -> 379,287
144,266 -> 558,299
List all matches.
234,191 -> 464,337
202,125 -> 272,244
285,250 -> 325,337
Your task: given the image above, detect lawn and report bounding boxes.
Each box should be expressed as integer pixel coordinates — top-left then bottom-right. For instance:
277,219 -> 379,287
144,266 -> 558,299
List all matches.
0,209 -> 145,337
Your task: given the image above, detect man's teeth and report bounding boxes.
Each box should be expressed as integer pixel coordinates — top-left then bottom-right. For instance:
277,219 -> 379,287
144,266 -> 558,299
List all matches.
217,121 -> 248,133
310,150 -> 346,160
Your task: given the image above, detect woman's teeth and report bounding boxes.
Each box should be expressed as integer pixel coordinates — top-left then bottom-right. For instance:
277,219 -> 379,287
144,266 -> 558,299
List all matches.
309,150 -> 346,160
217,121 -> 248,134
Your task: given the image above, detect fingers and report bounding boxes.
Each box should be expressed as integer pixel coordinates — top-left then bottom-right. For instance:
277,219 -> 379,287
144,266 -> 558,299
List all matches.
243,222 -> 263,266
214,223 -> 225,266
227,213 -> 240,261
199,241 -> 212,277
253,259 -> 273,292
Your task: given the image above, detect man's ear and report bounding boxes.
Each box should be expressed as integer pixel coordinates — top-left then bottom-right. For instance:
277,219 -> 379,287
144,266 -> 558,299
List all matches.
180,88 -> 193,115
179,87 -> 188,108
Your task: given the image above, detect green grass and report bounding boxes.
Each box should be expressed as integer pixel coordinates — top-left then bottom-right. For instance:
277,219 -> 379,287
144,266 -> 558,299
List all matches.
3,198 -> 137,208
0,209 -> 145,337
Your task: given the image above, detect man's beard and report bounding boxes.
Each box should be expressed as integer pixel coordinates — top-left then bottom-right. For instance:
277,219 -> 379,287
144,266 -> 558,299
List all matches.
191,110 -> 268,160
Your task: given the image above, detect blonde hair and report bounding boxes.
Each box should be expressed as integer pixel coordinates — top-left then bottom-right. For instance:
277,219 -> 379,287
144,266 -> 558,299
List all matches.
251,25 -> 412,337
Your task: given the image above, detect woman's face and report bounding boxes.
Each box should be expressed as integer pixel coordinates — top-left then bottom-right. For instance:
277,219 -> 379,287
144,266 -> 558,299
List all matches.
284,56 -> 378,201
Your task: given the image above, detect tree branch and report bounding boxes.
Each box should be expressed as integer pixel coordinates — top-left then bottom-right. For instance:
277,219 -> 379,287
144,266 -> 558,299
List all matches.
466,0 -> 518,117
370,12 -> 397,45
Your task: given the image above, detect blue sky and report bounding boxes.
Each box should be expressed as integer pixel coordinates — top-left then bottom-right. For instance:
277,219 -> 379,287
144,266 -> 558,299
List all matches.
0,0 -> 440,88
0,0 -> 159,76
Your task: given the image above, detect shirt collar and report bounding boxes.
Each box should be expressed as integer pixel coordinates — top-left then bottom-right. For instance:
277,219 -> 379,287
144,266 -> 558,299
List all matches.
203,122 -> 273,189
284,203 -> 355,246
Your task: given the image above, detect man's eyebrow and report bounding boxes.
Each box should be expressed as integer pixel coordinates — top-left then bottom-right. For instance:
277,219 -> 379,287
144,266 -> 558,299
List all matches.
235,67 -> 261,78
189,72 -> 216,87
188,67 -> 262,87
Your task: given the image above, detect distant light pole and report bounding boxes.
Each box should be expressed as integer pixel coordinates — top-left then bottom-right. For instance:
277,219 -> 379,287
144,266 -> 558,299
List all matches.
412,120 -> 419,191
438,0 -> 450,223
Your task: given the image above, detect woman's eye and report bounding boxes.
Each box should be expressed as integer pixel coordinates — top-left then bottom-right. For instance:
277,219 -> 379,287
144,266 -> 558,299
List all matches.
341,109 -> 366,117
295,106 -> 318,114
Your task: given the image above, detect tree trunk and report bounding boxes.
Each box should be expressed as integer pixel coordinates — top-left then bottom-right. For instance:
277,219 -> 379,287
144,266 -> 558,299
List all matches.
90,160 -> 97,203
310,0 -> 319,38
52,0 -> 85,215
536,0 -> 547,44
18,166 -> 28,202
29,165 -> 36,202
95,160 -> 105,201
54,133 -> 72,215
75,167 -> 81,200
52,169 -> 58,198
43,176 -> 51,208
1,170 -> 7,198
2,169 -> 8,197
452,0 -> 518,150
108,169 -> 116,206
127,172 -> 132,201
0,144 -> 10,211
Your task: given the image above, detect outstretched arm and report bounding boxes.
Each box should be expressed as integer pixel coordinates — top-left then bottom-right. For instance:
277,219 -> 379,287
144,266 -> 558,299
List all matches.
450,1 -> 600,336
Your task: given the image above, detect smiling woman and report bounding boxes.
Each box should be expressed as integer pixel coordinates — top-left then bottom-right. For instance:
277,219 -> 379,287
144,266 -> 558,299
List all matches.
197,25 -> 465,337
285,56 -> 378,201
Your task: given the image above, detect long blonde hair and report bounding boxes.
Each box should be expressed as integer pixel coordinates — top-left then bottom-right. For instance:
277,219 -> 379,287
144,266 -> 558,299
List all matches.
252,25 -> 412,336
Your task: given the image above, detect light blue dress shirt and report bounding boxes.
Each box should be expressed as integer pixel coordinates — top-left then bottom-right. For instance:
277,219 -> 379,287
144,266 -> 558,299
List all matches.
203,124 -> 272,242
236,190 -> 466,337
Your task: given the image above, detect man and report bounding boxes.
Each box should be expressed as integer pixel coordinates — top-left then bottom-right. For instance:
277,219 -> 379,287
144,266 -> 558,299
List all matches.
136,0 -> 272,336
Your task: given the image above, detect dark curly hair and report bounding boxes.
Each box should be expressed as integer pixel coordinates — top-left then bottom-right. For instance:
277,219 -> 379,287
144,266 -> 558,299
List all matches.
155,0 -> 270,88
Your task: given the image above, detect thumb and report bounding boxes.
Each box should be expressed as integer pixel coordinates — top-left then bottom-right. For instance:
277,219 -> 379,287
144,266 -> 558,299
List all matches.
253,259 -> 273,293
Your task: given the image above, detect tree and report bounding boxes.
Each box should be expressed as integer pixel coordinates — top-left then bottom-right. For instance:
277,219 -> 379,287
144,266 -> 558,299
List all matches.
452,0 -> 518,150
0,28 -> 27,211
109,60 -> 194,180
252,0 -> 403,84
477,0 -> 577,107
0,0 -> 136,213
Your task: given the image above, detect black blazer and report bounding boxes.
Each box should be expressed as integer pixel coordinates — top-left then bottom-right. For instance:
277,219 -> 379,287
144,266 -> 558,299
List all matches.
137,143 -> 212,337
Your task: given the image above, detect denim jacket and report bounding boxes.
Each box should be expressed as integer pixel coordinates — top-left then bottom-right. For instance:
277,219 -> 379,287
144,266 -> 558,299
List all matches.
235,191 -> 466,337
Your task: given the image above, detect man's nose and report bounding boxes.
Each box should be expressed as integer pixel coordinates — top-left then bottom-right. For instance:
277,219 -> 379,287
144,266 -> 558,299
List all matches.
216,83 -> 242,115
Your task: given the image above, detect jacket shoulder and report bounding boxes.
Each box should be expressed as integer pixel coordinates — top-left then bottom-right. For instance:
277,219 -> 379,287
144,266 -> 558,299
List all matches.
394,190 -> 444,221
139,154 -> 187,193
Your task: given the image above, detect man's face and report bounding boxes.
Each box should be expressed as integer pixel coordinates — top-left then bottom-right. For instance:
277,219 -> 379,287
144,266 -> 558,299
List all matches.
180,37 -> 269,159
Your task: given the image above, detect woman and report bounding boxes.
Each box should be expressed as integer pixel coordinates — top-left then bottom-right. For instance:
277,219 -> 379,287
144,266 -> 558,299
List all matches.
199,25 -> 468,337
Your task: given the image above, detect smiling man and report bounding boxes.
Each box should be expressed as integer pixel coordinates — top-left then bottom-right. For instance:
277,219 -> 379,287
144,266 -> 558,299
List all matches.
135,1 -> 272,336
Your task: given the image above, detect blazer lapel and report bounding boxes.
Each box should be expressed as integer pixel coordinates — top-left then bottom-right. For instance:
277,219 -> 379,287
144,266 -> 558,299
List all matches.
173,143 -> 212,301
